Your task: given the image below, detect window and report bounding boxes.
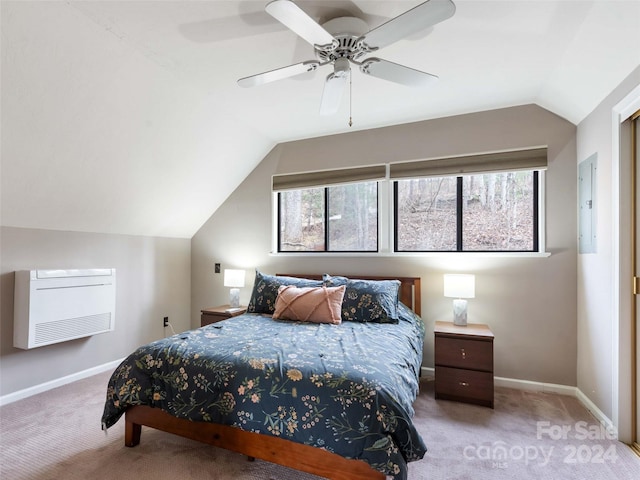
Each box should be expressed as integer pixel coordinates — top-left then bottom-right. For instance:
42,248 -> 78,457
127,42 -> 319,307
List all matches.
278,182 -> 378,252
274,148 -> 546,255
394,171 -> 539,252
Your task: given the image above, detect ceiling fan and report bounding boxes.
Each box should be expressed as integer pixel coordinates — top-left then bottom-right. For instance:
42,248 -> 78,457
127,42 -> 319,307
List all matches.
238,0 -> 456,117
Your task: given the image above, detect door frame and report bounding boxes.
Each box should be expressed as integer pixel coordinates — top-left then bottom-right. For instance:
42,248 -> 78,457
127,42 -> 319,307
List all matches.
612,83 -> 640,444
633,109 -> 640,454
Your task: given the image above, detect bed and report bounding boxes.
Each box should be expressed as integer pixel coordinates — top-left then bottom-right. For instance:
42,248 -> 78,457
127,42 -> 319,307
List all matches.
101,273 -> 425,480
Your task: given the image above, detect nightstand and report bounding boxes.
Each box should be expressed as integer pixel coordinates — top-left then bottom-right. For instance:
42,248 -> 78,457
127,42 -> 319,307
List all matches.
201,305 -> 247,327
434,321 -> 494,408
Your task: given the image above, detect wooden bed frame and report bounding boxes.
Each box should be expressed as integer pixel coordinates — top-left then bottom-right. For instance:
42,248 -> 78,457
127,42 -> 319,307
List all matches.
124,275 -> 422,480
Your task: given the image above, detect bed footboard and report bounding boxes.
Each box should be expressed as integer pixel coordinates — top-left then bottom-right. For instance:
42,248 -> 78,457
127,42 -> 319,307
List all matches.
124,406 -> 385,480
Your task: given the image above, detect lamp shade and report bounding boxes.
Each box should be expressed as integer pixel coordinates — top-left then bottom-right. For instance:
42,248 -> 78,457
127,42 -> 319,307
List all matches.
444,274 -> 475,299
224,269 -> 246,288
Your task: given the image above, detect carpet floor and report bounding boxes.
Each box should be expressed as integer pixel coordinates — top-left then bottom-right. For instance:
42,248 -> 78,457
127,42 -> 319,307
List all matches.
1,371 -> 639,480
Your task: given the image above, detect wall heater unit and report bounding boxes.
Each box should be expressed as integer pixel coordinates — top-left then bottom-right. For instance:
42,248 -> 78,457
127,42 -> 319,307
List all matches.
14,269 -> 116,349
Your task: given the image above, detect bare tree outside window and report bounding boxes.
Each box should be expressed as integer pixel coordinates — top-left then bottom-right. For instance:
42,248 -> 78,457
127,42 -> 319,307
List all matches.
328,183 -> 377,251
278,182 -> 378,252
279,188 -> 324,251
395,170 -> 538,252
396,177 -> 457,250
463,172 -> 535,251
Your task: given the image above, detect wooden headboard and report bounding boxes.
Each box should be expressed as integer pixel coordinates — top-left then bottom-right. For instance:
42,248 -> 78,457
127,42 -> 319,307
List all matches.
277,274 -> 422,316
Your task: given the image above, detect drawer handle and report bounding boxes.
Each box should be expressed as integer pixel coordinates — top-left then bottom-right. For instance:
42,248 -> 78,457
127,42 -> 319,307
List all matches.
460,348 -> 466,359
459,381 -> 469,387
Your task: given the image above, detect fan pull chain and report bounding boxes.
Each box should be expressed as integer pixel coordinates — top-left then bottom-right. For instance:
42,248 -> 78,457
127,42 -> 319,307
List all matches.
348,72 -> 353,127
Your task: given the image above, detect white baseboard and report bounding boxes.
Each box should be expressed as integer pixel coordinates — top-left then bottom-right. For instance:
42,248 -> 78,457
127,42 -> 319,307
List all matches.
574,387 -> 618,436
421,366 -> 434,378
0,358 -> 124,407
493,375 -> 578,396
422,367 -> 616,438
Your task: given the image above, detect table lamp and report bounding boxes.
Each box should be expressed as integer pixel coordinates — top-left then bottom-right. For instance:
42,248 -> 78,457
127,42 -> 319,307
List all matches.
444,274 -> 475,326
224,269 -> 245,308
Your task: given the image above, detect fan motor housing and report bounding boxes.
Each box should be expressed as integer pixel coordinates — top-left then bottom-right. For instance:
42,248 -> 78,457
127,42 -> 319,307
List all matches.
315,16 -> 370,63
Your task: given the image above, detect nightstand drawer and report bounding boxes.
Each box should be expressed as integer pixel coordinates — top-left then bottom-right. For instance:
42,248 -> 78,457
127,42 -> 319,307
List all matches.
435,366 -> 494,406
435,336 -> 493,372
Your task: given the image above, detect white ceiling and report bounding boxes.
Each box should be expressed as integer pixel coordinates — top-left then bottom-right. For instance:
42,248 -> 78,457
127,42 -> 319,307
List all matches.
2,1 -> 639,238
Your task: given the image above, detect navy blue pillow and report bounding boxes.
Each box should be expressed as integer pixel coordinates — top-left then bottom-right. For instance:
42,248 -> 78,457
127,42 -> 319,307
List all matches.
323,274 -> 400,323
247,271 -> 323,314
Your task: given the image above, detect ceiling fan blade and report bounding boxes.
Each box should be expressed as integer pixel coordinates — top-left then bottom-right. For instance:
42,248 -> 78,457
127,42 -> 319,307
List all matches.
266,0 -> 336,49
360,0 -> 456,50
320,72 -> 349,116
360,58 -> 438,87
238,60 -> 321,87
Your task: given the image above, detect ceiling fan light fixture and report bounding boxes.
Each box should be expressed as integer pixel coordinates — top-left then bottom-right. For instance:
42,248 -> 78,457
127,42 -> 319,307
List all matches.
333,57 -> 350,78
320,69 -> 350,116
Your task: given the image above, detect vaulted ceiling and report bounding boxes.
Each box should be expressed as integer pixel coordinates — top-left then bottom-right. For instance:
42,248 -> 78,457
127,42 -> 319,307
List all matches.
2,1 -> 639,238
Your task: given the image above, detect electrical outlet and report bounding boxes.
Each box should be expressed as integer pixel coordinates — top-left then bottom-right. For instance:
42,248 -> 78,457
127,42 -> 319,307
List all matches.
163,316 -> 169,328
215,263 -> 221,273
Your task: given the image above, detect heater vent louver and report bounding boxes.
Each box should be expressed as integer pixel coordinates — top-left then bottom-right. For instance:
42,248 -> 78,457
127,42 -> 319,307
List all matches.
34,312 -> 112,346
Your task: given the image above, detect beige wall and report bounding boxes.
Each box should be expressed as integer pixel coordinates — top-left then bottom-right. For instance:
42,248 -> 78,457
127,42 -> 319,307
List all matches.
192,104 -> 578,386
576,65 -> 640,439
0,227 -> 191,397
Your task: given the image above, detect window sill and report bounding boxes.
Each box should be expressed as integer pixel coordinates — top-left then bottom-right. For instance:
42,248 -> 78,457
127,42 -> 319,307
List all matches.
270,251 -> 552,258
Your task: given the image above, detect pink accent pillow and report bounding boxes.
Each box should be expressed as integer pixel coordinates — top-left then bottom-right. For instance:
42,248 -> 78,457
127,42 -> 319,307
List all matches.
272,285 -> 346,324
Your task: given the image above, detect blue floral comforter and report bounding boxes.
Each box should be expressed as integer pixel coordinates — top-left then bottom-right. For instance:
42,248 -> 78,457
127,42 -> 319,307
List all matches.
101,303 -> 426,479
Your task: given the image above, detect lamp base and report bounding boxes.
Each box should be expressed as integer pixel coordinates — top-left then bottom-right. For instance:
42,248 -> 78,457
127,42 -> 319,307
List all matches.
452,298 -> 468,326
229,288 -> 240,308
